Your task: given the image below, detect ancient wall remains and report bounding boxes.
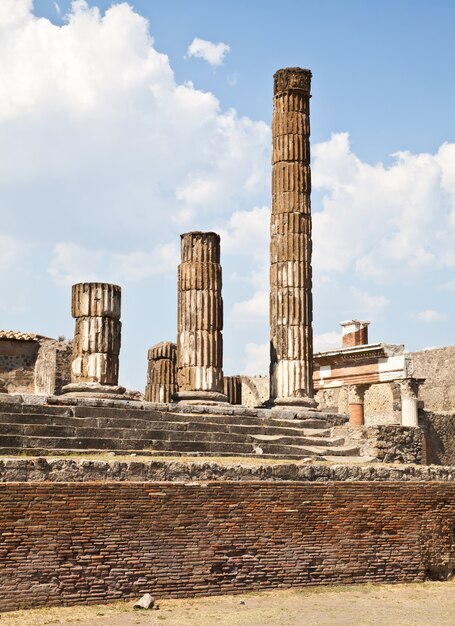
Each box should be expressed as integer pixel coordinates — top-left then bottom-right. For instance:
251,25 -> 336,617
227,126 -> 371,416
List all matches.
421,411 -> 455,466
240,376 -> 269,408
411,347 -> 455,412
0,339 -> 38,392
2,477 -> 455,611
0,334 -> 71,395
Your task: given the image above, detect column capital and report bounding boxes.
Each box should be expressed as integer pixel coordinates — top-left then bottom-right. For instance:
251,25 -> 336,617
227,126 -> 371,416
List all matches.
399,377 -> 425,400
347,383 -> 369,404
274,67 -> 312,96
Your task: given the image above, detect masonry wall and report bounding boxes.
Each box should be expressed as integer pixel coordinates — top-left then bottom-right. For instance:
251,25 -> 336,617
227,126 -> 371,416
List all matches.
0,338 -> 72,395
412,347 -> 455,412
2,478 -> 455,612
421,411 -> 455,466
0,340 -> 39,393
240,376 -> 269,407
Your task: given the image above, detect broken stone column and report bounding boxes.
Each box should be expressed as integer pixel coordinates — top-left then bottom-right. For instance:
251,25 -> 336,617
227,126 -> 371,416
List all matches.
347,384 -> 368,427
270,67 -> 316,408
175,232 -> 228,404
224,375 -> 242,405
399,377 -> 424,427
145,341 -> 177,403
340,320 -> 370,348
63,283 -> 124,397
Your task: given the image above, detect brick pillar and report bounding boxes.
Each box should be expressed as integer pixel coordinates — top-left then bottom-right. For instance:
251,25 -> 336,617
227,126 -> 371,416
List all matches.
270,67 -> 316,408
224,375 -> 242,405
63,283 -> 125,397
175,232 -> 228,404
399,377 -> 424,427
145,341 -> 177,403
347,384 -> 368,426
340,320 -> 370,348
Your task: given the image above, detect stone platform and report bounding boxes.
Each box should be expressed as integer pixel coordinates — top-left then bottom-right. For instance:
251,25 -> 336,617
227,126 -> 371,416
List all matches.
0,394 -> 359,461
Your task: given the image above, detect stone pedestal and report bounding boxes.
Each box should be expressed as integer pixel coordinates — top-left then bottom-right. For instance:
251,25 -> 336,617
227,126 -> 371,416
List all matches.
347,384 -> 368,427
174,232 -> 228,404
224,375 -> 242,405
63,283 -> 124,398
145,341 -> 177,403
269,67 -> 316,409
399,378 -> 424,427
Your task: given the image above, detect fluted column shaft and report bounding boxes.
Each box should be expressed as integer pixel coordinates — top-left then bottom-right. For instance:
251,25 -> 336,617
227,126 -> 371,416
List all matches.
399,378 -> 424,427
224,375 -> 242,405
175,232 -> 227,403
70,283 -> 121,386
270,67 -> 315,407
145,341 -> 177,403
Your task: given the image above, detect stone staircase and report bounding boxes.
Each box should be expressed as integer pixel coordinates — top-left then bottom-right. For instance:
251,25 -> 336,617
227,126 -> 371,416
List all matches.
0,396 -> 361,461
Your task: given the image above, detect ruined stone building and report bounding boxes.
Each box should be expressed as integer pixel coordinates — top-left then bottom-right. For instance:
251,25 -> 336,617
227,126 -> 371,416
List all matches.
1,66 -> 455,613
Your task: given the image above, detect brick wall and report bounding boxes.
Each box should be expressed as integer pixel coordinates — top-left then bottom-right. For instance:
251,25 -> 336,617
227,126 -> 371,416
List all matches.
2,480 -> 455,612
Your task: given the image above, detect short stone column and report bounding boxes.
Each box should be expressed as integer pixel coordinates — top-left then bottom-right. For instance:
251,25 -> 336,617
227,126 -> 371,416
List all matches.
63,282 -> 124,397
269,67 -> 316,408
224,375 -> 242,405
175,232 -> 228,404
347,384 -> 368,427
399,378 -> 424,427
145,341 -> 177,403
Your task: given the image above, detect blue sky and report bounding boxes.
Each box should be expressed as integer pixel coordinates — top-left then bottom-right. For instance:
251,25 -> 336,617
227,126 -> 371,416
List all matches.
1,0 -> 454,390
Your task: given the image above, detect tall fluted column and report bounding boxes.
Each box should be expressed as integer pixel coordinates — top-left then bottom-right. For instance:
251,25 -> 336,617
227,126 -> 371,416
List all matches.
175,232 -> 228,404
63,282 -> 125,397
145,341 -> 177,403
270,67 -> 316,408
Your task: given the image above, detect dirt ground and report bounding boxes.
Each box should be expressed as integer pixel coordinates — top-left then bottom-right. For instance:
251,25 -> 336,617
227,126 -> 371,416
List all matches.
1,581 -> 455,626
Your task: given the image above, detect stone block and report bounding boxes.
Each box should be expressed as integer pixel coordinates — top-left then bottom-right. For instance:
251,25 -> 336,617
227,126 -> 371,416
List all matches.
73,317 -> 121,355
178,262 -> 222,292
71,283 -> 121,319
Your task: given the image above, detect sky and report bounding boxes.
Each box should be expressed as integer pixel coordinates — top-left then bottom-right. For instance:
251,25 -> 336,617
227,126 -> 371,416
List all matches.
1,0 -> 454,391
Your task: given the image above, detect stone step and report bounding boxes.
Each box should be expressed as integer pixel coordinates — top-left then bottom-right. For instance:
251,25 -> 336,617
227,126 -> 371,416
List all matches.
0,447 -> 317,461
0,407 -> 335,433
0,414 -> 334,440
298,445 -> 361,457
0,421 -> 344,449
0,434 -> 352,458
322,455 -> 376,464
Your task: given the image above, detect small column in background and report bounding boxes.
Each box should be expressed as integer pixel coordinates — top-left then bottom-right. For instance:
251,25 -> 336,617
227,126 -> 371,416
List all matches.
347,384 -> 369,426
399,377 -> 424,427
340,320 -> 370,348
145,341 -> 177,403
175,231 -> 228,404
224,375 -> 242,405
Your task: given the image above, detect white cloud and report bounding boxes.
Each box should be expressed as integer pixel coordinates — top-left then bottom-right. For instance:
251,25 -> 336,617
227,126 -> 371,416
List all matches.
314,331 -> 342,352
230,290 -> 268,326
49,240 -> 179,285
349,287 -> 389,317
187,37 -> 230,66
0,0 -> 269,244
413,309 -> 448,322
218,206 -> 269,259
243,342 -> 268,375
313,133 -> 455,282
